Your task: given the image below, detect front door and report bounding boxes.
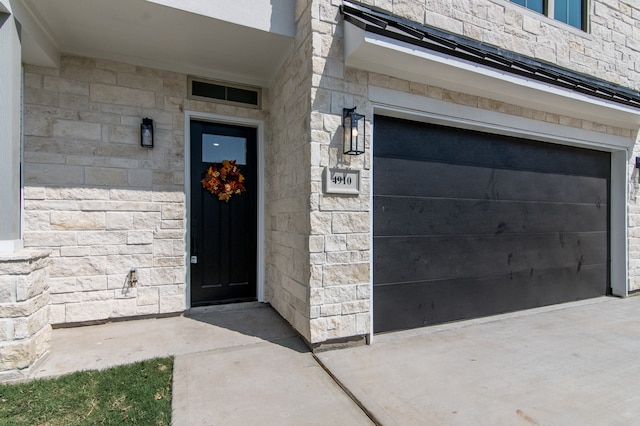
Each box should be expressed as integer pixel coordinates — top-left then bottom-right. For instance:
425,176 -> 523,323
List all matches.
190,120 -> 257,306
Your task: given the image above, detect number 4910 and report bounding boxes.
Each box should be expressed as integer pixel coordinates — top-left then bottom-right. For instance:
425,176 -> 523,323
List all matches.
332,175 -> 352,185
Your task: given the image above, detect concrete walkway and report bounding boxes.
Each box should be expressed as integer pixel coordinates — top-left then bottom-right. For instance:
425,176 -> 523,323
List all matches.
30,303 -> 372,425
25,296 -> 640,425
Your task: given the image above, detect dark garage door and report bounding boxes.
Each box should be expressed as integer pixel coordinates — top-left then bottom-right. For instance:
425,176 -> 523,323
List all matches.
373,115 -> 610,333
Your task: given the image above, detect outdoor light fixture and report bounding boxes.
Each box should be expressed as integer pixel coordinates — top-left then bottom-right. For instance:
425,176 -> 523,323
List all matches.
141,117 -> 154,148
343,107 -> 365,155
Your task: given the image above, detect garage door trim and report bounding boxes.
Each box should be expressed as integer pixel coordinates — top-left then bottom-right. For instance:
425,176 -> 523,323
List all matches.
368,86 -> 630,339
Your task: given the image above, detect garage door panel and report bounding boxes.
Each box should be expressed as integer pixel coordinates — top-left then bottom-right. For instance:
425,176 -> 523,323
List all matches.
375,157 -> 608,204
374,232 -> 607,285
374,196 -> 607,236
374,116 -> 610,179
373,264 -> 608,333
373,115 -> 610,333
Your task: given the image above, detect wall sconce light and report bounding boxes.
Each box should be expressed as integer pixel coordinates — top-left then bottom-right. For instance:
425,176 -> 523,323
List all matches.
141,117 -> 154,148
343,107 -> 365,155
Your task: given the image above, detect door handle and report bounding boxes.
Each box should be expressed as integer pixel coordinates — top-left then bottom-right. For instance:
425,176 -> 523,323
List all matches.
190,233 -> 198,264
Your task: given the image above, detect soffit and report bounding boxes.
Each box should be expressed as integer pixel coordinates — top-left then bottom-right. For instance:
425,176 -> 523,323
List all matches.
16,0 -> 295,87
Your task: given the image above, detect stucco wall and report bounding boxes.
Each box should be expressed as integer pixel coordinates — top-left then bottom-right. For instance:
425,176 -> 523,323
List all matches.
23,55 -> 266,324
0,11 -> 22,248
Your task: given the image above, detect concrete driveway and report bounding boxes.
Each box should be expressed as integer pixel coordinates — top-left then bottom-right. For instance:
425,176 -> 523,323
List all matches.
316,296 -> 640,425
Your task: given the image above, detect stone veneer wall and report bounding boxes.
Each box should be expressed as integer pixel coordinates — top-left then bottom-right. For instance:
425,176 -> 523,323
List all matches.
17,0 -> 640,342
358,0 -> 638,88
23,56 -> 266,325
304,0 -> 640,341
342,1 -> 640,290
266,0 -> 373,345
0,250 -> 51,381
307,1 -> 373,343
264,0 -> 316,341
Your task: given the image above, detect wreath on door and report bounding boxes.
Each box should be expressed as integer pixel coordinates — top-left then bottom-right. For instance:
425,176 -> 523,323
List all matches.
201,160 -> 246,202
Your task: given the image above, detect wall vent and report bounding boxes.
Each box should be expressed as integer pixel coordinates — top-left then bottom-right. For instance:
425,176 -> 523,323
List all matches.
188,76 -> 261,109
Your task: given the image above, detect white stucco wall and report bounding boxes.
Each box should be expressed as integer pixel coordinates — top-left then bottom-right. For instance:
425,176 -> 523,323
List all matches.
146,0 -> 296,37
0,11 -> 23,252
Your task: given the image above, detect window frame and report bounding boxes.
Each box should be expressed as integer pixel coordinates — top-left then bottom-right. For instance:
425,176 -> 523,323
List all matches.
512,0 -> 589,31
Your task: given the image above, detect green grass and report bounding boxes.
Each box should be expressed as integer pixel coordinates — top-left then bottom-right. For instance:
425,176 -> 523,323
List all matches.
0,357 -> 173,426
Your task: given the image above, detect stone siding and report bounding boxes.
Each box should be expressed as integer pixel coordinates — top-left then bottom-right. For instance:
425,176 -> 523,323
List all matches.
17,0 -> 640,343
357,0 -> 639,91
308,0 -> 372,343
0,250 -> 51,381
23,56 -> 266,324
264,0 -> 316,341
305,0 -> 640,341
353,0 -> 640,291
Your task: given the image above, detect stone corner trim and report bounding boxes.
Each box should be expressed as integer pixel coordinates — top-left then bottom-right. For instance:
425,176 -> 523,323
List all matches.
0,249 -> 52,381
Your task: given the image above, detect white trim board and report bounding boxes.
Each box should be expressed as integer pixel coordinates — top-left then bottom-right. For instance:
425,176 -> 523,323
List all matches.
0,239 -> 23,253
369,86 -> 634,152
368,87 -> 630,328
183,111 -> 266,308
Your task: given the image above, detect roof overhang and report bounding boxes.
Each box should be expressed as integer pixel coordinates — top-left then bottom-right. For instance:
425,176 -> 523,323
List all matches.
343,4 -> 640,130
13,0 -> 295,87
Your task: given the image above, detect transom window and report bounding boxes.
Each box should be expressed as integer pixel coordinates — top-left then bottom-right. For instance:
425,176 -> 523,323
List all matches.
511,0 -> 587,30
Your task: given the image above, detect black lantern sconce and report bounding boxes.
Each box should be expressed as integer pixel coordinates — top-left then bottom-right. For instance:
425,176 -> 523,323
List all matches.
141,118 -> 154,148
343,107 -> 365,155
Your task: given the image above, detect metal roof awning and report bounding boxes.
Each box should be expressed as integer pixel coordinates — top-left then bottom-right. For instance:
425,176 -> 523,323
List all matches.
342,1 -> 640,129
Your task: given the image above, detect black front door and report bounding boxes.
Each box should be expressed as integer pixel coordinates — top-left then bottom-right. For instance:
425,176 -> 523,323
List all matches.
190,120 -> 257,306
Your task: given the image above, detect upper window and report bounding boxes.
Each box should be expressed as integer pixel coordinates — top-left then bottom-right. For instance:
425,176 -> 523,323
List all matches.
511,0 -> 587,30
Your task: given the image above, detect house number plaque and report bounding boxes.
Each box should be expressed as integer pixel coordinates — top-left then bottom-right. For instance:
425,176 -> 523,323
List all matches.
325,167 -> 360,195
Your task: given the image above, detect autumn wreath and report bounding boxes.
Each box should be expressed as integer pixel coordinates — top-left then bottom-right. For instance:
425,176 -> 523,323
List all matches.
201,160 -> 246,202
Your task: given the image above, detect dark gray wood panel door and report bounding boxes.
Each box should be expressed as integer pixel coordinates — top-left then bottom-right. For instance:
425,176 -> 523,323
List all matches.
373,115 -> 610,333
190,121 -> 257,306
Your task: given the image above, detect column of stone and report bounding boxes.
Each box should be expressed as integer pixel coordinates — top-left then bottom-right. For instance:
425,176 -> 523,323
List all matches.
0,250 -> 51,381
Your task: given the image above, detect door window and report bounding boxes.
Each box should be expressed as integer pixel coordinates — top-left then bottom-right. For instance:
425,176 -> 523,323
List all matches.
202,134 -> 247,165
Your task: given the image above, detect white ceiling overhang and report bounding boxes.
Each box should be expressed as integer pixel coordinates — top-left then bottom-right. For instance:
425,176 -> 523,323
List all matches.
13,0 -> 295,87
345,21 -> 640,130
